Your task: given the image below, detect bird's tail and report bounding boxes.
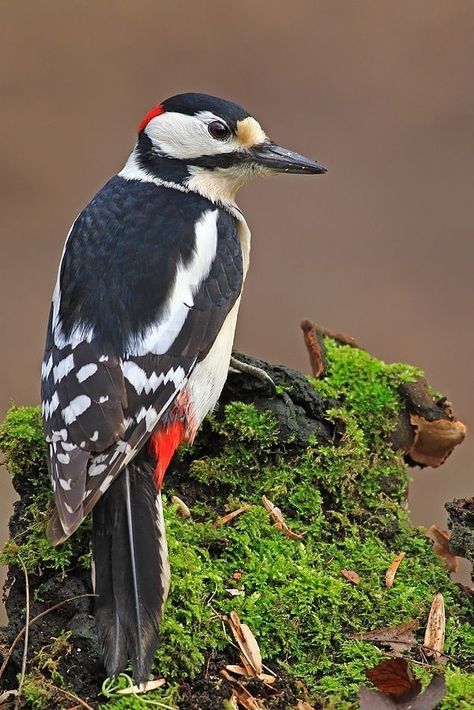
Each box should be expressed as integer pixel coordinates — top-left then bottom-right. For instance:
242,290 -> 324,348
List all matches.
92,458 -> 170,682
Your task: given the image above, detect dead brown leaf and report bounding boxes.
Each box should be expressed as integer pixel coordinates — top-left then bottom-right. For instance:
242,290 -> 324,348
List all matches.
352,620 -> 419,653
366,658 -> 421,699
385,552 -> 406,589
293,702 -> 316,710
341,569 -> 360,585
261,496 -> 307,541
423,593 -> 445,661
228,610 -> 262,676
213,505 -> 251,528
171,495 -> 191,518
426,525 -> 458,573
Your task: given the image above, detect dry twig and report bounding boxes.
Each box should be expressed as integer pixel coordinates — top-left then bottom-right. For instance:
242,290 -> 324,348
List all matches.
14,557 -> 29,710
261,496 -> 306,541
213,505 -> 251,528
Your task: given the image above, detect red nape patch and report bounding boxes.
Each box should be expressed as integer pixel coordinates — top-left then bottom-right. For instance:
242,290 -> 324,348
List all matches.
137,103 -> 165,134
149,421 -> 185,489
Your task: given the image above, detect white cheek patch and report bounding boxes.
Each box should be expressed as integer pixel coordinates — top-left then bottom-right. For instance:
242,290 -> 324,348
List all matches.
145,112 -> 242,160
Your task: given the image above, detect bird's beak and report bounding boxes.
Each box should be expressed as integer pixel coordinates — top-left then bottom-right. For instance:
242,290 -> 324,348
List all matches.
251,141 -> 327,175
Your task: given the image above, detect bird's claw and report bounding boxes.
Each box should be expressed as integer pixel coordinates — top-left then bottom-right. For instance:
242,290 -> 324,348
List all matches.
229,356 -> 276,390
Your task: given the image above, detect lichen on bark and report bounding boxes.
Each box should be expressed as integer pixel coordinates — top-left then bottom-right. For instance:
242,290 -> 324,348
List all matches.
0,338 -> 472,709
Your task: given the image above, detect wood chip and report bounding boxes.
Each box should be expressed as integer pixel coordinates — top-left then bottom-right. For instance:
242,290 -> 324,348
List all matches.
261,496 -> 306,541
341,569 -> 360,585
385,552 -> 406,589
225,665 -> 249,677
409,414 -> 467,468
213,505 -> 251,528
116,678 -> 165,694
171,495 -> 191,518
259,674 -> 276,685
294,702 -> 316,710
423,593 -> 445,661
426,525 -> 458,573
224,665 -> 276,686
228,610 -> 262,676
239,653 -> 256,677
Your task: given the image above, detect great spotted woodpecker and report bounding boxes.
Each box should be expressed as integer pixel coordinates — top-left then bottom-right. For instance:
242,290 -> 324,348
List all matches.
41,93 -> 326,681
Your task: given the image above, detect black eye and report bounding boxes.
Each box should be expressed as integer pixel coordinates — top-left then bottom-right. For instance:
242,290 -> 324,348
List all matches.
208,120 -> 231,141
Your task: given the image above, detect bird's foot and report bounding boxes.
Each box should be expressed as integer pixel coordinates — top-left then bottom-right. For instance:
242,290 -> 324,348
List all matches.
229,356 -> 276,390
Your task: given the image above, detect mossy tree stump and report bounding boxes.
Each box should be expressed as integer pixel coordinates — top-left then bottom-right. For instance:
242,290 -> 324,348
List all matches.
0,338 -> 472,709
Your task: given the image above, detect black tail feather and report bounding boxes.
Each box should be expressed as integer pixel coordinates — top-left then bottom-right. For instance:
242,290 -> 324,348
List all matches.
92,460 -> 170,681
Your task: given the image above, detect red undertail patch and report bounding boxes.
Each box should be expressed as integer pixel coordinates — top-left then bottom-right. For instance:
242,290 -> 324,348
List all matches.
149,421 -> 185,489
137,103 -> 165,134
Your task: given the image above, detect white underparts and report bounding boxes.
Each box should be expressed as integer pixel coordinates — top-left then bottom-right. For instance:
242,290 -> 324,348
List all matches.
187,296 -> 242,429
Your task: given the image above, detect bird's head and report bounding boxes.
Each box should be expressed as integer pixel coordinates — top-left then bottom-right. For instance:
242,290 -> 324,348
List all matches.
124,93 -> 326,206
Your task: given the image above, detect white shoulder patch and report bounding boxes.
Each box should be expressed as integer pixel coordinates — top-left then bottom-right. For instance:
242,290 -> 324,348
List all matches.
129,209 -> 219,356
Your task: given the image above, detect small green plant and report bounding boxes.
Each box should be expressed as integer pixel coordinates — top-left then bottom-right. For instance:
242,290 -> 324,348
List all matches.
101,674 -> 179,709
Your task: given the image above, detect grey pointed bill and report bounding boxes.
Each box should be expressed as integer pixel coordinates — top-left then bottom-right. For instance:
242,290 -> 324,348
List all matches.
251,141 -> 327,174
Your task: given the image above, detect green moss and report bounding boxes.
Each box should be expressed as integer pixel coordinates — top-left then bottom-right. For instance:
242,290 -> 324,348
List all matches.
442,669 -> 474,709
0,406 -> 47,483
1,341 -> 472,707
20,671 -> 61,709
311,338 -> 421,441
154,512 -> 225,679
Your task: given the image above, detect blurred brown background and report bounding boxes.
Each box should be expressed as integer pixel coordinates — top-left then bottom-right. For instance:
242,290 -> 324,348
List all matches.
1,0 -> 473,610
